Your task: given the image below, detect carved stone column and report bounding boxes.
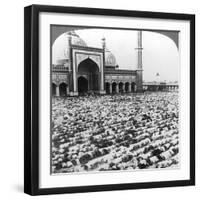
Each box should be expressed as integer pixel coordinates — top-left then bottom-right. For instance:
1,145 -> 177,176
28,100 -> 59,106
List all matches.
66,85 -> 69,96
128,83 -> 131,92
116,83 -> 119,93
122,83 -> 125,93
109,83 -> 112,94
56,85 -> 60,97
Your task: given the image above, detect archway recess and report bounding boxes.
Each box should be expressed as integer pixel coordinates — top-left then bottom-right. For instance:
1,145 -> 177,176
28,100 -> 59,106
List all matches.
78,58 -> 99,92
78,76 -> 88,94
112,82 -> 117,93
119,82 -> 123,93
59,83 -> 67,96
125,82 -> 129,92
131,82 -> 136,92
52,83 -> 57,96
105,82 -> 110,94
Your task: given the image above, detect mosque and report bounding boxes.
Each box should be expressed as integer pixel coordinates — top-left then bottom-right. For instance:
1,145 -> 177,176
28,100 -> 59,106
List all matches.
52,30 -> 143,96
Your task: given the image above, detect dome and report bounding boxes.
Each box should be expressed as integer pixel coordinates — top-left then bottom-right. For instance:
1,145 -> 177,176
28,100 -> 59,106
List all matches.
105,49 -> 117,66
55,31 -> 87,65
69,31 -> 87,47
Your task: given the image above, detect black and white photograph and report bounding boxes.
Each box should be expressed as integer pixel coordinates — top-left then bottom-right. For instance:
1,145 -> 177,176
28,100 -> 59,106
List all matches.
51,26 -> 180,174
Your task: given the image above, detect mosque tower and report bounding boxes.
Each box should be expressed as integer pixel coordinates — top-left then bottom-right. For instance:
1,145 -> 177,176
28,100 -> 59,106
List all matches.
135,30 -> 143,92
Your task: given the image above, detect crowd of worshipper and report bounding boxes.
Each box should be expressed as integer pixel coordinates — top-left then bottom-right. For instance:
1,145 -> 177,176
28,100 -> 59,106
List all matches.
51,92 -> 179,173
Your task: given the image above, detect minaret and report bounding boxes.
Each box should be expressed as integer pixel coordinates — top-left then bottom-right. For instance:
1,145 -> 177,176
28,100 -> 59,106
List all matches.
97,36 -> 106,94
135,30 -> 143,92
64,32 -> 72,64
137,31 -> 143,69
66,31 -> 74,96
102,36 -> 106,74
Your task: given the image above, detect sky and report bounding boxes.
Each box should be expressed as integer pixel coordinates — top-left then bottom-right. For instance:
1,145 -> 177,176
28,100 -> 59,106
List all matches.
52,28 -> 179,82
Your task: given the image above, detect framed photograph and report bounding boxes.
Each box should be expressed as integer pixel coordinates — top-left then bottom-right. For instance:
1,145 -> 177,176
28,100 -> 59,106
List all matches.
24,4 -> 195,195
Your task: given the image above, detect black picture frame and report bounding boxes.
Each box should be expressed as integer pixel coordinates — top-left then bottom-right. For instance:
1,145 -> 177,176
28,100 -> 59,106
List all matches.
24,4 -> 195,196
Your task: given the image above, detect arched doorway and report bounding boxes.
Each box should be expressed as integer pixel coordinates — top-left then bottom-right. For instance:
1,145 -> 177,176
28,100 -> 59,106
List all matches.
105,82 -> 110,94
78,76 -> 88,94
119,82 -> 123,93
112,82 -> 117,93
78,58 -> 99,93
52,83 -> 57,96
125,82 -> 129,92
131,82 -> 136,92
59,83 -> 67,96
158,85 -> 164,91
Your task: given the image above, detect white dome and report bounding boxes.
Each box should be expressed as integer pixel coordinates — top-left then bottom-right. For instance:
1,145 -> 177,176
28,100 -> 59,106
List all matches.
56,31 -> 87,64
105,49 -> 117,66
69,31 -> 87,47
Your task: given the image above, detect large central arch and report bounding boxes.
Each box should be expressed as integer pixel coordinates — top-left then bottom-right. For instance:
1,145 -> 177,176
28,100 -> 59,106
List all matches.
78,58 -> 100,92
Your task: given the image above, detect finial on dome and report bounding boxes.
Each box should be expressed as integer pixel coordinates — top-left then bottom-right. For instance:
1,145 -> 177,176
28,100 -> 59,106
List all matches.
70,30 -> 77,36
66,31 -> 72,45
102,36 -> 106,49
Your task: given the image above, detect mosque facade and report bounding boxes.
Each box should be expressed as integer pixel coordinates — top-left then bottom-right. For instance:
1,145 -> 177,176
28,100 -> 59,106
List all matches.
52,31 -> 143,96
